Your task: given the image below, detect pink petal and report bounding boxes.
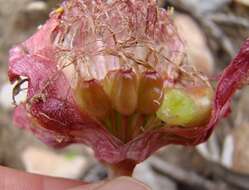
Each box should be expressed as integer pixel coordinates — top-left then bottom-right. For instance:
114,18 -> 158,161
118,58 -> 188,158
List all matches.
9,0 -> 249,164
123,38 -> 249,162
9,20 -> 123,162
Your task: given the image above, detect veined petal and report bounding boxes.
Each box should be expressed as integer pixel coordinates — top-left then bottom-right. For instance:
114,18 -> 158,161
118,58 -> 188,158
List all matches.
123,38 -> 249,162
8,0 -> 249,165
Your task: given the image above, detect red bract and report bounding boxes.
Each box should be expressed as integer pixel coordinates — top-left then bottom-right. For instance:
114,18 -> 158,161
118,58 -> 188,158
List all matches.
8,0 -> 249,166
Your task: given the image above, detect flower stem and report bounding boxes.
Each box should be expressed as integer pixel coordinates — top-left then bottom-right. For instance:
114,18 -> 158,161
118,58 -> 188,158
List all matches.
104,160 -> 137,179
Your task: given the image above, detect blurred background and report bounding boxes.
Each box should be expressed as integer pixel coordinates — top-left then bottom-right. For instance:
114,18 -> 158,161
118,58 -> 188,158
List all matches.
1,0 -> 249,189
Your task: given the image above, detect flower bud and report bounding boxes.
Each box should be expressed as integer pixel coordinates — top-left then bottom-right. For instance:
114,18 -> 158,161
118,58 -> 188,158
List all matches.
104,69 -> 138,116
156,87 -> 213,127
137,71 -> 164,114
74,79 -> 111,119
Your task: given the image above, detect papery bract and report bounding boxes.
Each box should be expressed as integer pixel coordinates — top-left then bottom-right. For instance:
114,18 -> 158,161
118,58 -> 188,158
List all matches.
8,0 -> 249,166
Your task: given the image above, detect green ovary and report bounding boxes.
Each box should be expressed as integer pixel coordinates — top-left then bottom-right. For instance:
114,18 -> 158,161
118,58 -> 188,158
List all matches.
156,88 -> 210,127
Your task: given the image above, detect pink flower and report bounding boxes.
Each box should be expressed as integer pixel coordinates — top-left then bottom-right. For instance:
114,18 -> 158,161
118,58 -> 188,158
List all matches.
8,0 -> 249,167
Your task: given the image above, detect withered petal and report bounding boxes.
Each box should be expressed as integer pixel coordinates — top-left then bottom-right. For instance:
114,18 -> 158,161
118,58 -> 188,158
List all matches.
123,38 -> 249,162
8,0 -> 249,164
9,25 -> 123,163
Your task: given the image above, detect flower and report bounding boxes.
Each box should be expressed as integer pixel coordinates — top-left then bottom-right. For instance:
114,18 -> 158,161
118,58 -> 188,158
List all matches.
8,0 -> 249,166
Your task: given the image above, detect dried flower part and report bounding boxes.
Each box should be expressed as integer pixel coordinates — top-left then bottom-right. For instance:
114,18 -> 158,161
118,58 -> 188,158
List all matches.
104,69 -> 138,116
51,0 -> 187,82
137,71 -> 164,114
8,0 -> 249,164
74,79 -> 111,119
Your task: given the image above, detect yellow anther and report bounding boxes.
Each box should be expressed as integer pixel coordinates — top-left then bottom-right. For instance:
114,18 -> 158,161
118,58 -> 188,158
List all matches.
55,7 -> 64,14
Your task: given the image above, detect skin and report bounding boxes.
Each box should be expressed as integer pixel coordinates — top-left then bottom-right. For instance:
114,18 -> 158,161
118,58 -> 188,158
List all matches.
0,166 -> 150,190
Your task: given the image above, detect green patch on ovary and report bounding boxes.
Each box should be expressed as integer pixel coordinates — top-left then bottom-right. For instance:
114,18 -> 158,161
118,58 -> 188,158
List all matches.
156,89 -> 197,127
